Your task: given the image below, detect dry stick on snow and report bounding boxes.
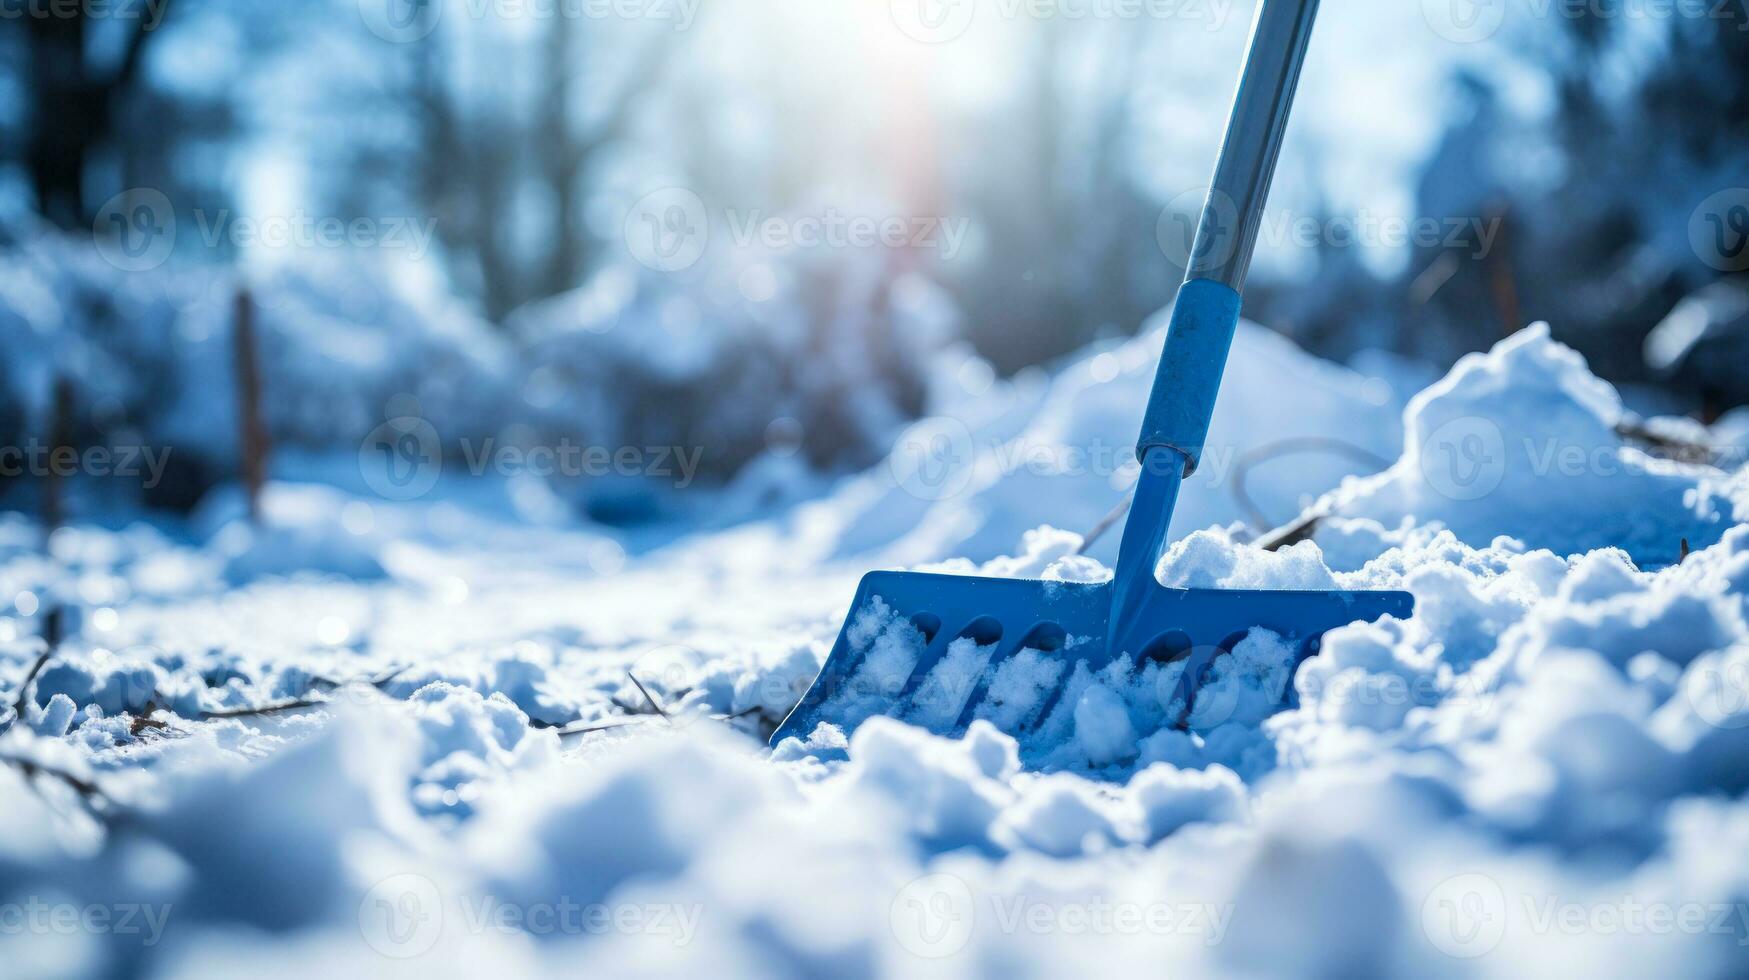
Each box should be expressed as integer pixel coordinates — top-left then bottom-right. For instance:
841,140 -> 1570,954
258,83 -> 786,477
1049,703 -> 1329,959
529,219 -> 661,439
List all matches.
1255,512 -> 1324,553
555,706 -> 763,743
6,610 -> 64,727
233,286 -> 270,523
626,669 -> 670,721
128,702 -> 173,738
1680,538 -> 1692,565
1,755 -> 110,811
556,717 -> 652,740
200,695 -> 329,720
198,665 -> 409,722
1614,419 -> 1718,466
10,648 -> 53,722
306,663 -> 410,693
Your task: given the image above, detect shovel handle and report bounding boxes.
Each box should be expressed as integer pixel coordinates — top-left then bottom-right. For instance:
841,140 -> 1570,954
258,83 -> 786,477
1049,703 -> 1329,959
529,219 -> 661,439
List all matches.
1136,0 -> 1320,475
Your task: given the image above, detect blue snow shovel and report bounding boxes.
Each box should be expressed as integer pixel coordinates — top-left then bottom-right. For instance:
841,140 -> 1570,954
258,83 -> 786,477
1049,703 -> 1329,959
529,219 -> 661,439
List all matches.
770,0 -> 1412,747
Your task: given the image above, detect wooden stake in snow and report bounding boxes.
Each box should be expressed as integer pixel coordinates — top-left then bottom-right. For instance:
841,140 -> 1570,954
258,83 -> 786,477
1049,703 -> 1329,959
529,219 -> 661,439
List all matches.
233,285 -> 270,523
1483,202 -> 1521,338
41,376 -> 73,546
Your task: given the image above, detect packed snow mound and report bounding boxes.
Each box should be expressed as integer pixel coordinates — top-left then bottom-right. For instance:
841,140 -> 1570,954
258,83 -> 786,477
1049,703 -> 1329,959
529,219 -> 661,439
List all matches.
1155,528 -> 1339,590
1322,324 -> 1743,565
820,308 -> 1409,567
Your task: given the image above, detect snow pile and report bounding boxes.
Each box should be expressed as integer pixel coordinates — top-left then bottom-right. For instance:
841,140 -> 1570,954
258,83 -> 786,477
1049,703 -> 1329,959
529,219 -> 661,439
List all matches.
781,327 -> 1749,782
2,325 -> 1748,977
817,307 -> 1409,568
1323,324 -> 1742,564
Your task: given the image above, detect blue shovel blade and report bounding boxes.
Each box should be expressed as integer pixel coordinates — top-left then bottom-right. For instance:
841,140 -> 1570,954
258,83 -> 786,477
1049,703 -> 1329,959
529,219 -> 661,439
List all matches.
768,570 -> 1412,746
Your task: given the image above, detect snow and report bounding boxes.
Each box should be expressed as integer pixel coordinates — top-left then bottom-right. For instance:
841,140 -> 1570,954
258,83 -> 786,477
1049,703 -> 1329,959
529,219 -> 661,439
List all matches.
3,313 -> 1749,978
1324,323 -> 1740,565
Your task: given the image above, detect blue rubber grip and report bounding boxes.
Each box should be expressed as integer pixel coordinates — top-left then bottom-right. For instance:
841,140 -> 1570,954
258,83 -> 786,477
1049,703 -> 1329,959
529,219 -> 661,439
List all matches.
1136,277 -> 1243,476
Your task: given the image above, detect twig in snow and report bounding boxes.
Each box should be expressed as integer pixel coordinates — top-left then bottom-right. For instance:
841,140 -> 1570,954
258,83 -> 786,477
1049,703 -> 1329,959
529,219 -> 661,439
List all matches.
11,648 -> 53,721
1614,419 -> 1718,466
1,754 -> 111,814
311,663 -> 409,691
554,705 -> 763,743
128,702 -> 173,738
1680,537 -> 1691,564
626,669 -> 670,721
556,716 -> 652,740
201,696 -> 328,720
198,665 -> 409,722
1256,513 -> 1324,553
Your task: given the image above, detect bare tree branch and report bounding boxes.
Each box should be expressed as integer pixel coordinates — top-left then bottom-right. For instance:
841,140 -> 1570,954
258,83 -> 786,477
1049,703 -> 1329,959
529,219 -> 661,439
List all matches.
1,755 -> 111,812
626,669 -> 670,720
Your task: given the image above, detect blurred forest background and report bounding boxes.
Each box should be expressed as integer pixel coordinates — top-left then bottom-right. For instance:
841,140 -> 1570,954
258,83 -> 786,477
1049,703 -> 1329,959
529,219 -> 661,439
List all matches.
1,0 -> 1746,523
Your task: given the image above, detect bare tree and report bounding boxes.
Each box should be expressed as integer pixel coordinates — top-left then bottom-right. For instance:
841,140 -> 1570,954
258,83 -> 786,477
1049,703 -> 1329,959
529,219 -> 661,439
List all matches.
21,2 -> 178,227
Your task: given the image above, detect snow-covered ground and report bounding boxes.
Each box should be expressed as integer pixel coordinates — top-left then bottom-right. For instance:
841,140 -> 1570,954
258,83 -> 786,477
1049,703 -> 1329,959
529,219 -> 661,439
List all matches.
4,316 -> 1748,979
